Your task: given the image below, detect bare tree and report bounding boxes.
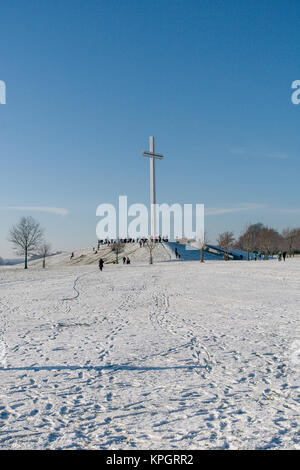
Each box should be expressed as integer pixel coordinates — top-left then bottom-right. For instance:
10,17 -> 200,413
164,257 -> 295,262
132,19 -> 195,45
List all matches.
199,231 -> 209,263
282,228 -> 300,257
193,231 -> 209,263
110,241 -> 125,264
257,227 -> 281,259
235,223 -> 263,260
146,240 -> 157,264
217,231 -> 235,260
38,242 -> 51,268
9,217 -> 44,269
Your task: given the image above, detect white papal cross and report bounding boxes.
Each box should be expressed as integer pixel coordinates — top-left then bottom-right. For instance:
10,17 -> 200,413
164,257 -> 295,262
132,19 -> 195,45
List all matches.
142,136 -> 165,238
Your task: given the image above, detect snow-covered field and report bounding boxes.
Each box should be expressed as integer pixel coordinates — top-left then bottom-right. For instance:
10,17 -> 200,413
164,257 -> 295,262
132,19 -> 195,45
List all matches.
0,258 -> 300,449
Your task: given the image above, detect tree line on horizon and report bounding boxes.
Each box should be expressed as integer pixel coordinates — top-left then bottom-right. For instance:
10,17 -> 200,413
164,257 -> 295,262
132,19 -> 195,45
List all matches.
217,223 -> 300,260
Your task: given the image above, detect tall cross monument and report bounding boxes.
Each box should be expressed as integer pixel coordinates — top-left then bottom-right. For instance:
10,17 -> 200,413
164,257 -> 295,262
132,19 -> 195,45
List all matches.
142,136 -> 165,238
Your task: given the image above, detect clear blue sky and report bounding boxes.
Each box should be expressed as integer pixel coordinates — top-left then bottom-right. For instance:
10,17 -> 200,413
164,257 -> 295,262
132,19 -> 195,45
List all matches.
1,0 -> 300,257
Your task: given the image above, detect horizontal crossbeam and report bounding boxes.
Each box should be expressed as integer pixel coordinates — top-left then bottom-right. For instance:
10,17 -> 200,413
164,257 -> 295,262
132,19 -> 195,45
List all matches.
142,151 -> 164,160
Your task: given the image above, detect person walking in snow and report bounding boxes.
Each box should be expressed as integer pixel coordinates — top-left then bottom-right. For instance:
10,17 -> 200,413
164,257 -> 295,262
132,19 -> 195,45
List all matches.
99,258 -> 104,271
283,251 -> 287,261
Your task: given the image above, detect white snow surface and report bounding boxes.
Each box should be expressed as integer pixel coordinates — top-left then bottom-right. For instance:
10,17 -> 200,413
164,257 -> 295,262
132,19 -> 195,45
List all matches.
0,257 -> 300,449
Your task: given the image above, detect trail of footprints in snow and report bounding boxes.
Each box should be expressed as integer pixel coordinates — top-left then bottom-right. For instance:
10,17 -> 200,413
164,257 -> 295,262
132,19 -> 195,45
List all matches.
150,292 -> 212,376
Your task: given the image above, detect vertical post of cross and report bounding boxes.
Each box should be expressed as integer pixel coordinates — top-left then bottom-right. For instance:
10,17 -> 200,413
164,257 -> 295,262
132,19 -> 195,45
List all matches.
0,80 -> 6,105
149,136 -> 156,238
142,136 -> 165,239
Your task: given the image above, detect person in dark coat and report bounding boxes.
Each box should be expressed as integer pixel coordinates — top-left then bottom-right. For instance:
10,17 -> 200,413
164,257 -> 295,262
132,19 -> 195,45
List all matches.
99,258 -> 104,271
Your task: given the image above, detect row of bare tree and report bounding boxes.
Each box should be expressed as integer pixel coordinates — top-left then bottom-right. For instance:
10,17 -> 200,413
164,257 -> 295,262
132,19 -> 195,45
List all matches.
217,223 -> 300,260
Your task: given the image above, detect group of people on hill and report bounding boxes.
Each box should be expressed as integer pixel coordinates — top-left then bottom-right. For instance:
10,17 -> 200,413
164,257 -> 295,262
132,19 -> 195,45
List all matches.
252,251 -> 288,261
97,236 -> 169,250
253,252 -> 264,261
98,256 -> 131,271
97,238 -> 136,249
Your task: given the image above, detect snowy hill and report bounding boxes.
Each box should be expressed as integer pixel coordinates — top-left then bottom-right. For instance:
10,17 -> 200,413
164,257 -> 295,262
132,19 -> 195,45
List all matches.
27,242 -> 174,268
